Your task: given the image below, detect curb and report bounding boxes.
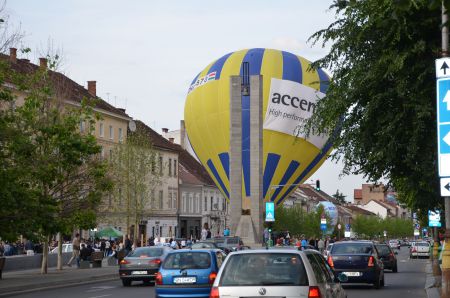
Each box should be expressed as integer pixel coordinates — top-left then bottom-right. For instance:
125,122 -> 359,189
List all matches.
424,260 -> 441,298
0,274 -> 117,297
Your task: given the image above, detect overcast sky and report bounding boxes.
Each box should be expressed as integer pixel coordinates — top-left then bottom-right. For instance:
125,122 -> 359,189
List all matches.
6,0 -> 373,200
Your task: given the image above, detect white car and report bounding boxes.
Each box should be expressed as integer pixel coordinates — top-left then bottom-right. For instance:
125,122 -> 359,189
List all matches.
210,249 -> 347,298
50,243 -> 100,253
410,241 -> 430,258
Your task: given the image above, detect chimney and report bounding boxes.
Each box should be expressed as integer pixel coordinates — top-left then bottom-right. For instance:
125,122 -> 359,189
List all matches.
87,81 -> 96,96
39,58 -> 47,70
169,137 -> 175,143
9,48 -> 17,63
180,120 -> 186,149
162,128 -> 169,133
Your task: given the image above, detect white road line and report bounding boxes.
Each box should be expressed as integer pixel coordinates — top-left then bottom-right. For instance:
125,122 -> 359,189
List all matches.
88,295 -> 111,298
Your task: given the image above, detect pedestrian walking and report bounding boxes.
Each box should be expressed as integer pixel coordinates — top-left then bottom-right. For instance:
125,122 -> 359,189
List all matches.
201,223 -> 208,240
224,226 -> 230,237
67,233 -> 81,267
318,238 -> 325,253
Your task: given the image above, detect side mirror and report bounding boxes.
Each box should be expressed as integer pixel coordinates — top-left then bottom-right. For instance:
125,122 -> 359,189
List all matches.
337,273 -> 348,283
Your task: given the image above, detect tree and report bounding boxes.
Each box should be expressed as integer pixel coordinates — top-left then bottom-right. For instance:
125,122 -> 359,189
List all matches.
308,0 -> 444,219
107,123 -> 162,246
332,190 -> 346,205
352,215 -> 413,239
0,53 -> 112,273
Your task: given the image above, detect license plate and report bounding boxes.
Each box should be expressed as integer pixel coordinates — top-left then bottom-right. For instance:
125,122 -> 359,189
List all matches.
131,271 -> 147,275
343,272 -> 361,277
173,277 -> 196,284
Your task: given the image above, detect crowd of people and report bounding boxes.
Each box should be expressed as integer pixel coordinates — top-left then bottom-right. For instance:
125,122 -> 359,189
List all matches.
263,228 -> 337,253
0,239 -> 42,256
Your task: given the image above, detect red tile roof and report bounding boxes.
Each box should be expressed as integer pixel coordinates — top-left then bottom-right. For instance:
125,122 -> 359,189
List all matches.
0,54 -> 130,118
345,205 -> 376,216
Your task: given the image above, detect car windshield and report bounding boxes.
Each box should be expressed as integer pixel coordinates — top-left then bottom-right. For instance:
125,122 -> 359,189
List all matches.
128,247 -> 164,258
191,242 -> 215,249
375,245 -> 391,256
219,253 -> 308,286
332,243 -> 373,254
226,238 -> 239,244
163,252 -> 211,269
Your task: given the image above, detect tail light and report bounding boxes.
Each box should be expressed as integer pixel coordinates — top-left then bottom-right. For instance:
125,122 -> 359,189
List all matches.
209,271 -> 217,284
210,286 -> 219,298
149,259 -> 162,265
120,259 -> 129,265
327,256 -> 334,268
390,252 -> 394,259
411,247 -> 417,252
155,272 -> 163,285
308,286 -> 321,298
368,256 -> 375,267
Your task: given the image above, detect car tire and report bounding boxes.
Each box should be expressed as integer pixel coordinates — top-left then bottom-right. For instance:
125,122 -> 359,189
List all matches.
373,274 -> 381,289
122,279 -> 132,287
393,264 -> 398,273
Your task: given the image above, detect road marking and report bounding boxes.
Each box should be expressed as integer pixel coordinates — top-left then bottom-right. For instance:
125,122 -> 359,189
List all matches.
86,286 -> 116,293
88,295 -> 111,298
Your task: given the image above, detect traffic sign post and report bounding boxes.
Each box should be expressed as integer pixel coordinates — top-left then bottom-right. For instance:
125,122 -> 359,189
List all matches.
265,202 -> 275,222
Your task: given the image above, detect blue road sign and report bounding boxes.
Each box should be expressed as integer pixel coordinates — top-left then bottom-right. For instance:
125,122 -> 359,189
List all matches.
345,224 -> 351,231
320,223 -> 327,231
265,202 -> 275,222
436,77 -> 450,177
428,210 -> 442,228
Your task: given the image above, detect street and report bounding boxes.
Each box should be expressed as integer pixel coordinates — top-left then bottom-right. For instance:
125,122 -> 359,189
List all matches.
17,247 -> 427,298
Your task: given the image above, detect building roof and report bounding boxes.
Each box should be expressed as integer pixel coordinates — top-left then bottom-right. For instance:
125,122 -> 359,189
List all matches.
179,163 -> 204,186
0,53 -> 130,119
135,120 -> 180,152
345,205 -> 376,216
177,148 -> 215,186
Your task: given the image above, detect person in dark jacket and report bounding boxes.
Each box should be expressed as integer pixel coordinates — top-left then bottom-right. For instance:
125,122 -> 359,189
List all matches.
79,244 -> 93,261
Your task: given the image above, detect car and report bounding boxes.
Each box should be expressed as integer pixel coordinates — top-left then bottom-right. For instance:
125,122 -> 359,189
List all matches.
388,239 -> 400,250
192,241 -> 230,254
323,243 -> 334,258
49,243 -> 100,253
119,246 -> 172,286
375,243 -> 398,272
155,249 -> 226,298
328,241 -> 385,289
209,248 -> 346,298
410,241 -> 431,258
215,236 -> 244,252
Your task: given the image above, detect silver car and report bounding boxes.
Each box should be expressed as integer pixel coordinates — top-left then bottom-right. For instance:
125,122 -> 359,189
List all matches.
210,249 -> 346,298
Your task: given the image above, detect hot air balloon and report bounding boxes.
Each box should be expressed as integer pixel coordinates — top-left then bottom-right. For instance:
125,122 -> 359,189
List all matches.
184,48 -> 331,207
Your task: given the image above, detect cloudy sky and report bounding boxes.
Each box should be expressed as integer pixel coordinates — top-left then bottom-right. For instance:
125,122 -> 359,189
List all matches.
6,0 -> 372,200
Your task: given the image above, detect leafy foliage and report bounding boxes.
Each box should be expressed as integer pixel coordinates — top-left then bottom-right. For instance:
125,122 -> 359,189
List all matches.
352,215 -> 413,239
308,0 -> 443,219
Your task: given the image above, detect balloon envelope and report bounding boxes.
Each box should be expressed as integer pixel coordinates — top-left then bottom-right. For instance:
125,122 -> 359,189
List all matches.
185,48 -> 331,206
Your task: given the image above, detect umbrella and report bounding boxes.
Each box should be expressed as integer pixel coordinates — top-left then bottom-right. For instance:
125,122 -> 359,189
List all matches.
96,227 -> 123,238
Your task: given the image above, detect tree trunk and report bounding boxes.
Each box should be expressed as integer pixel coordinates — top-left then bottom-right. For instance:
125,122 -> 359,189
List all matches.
41,235 -> 49,274
57,233 -> 62,270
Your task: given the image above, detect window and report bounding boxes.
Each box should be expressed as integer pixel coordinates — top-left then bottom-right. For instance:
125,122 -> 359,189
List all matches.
118,188 -> 122,206
211,197 -> 214,211
189,194 -> 193,213
159,190 -> 163,209
223,198 -> 226,211
109,125 -> 113,140
109,149 -> 113,162
99,123 -> 104,137
173,192 -> 177,210
168,191 -> 172,209
151,190 -> 155,209
100,147 -> 105,159
204,197 -> 207,211
80,120 -> 85,133
159,156 -> 163,175
311,253 -> 334,283
306,253 -> 327,283
169,158 -> 172,176
118,127 -> 123,143
182,193 -> 187,212
174,160 -> 177,177
163,252 -> 211,270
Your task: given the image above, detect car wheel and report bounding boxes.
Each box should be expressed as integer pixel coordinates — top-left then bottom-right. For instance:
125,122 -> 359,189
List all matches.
393,264 -> 398,273
373,274 -> 381,289
122,279 -> 132,287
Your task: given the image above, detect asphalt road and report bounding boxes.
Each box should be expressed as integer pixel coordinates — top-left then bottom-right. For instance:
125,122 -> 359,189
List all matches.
18,246 -> 428,298
345,246 -> 427,298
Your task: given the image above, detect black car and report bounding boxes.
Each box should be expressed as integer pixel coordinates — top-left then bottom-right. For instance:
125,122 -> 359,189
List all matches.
375,243 -> 398,272
328,241 -> 385,289
119,246 -> 172,286
191,241 -> 230,254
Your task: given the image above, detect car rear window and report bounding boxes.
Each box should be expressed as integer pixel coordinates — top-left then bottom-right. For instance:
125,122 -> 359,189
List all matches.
219,253 -> 308,286
226,238 -> 239,244
163,252 -> 211,269
128,248 -> 163,258
332,243 -> 373,254
416,243 -> 429,247
192,242 -> 215,249
375,245 -> 391,255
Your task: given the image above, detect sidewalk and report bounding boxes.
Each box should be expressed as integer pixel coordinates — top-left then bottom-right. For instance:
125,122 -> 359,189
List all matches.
0,262 -> 118,297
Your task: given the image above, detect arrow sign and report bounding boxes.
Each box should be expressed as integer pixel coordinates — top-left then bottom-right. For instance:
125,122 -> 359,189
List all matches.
445,131 -> 450,146
444,91 -> 450,110
442,62 -> 449,75
441,177 -> 450,196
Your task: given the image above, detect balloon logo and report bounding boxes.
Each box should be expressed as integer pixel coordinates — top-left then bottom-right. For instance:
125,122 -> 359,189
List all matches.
184,48 -> 331,206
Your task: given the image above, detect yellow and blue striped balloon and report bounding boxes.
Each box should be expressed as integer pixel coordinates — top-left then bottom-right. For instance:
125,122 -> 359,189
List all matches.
184,48 -> 331,206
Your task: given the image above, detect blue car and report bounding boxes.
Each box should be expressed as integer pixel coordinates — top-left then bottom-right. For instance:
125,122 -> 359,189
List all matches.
155,249 -> 226,298
328,241 -> 384,289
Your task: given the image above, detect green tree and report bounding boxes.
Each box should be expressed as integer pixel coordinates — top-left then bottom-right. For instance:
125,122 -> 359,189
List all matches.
106,123 -> 162,246
308,0 -> 444,219
0,54 -> 112,273
332,190 -> 346,205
